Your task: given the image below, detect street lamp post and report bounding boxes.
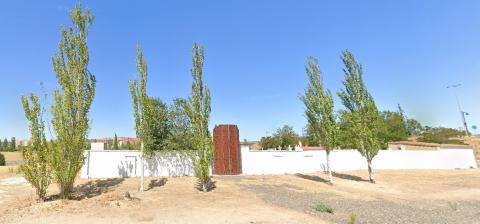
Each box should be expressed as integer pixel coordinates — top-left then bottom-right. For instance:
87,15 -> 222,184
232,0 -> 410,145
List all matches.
446,84 -> 470,136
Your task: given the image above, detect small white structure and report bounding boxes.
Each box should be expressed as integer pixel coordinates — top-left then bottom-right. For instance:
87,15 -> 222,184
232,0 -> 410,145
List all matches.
91,142 -> 107,151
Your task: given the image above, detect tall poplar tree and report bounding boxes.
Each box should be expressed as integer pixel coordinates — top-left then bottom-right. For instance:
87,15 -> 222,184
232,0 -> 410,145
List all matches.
50,4 -> 96,198
129,46 -> 149,192
182,43 -> 213,192
129,46 -> 169,191
300,56 -> 338,183
337,50 -> 380,183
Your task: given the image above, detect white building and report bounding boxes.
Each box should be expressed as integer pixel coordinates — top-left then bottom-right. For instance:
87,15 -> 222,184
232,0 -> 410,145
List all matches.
91,142 -> 107,151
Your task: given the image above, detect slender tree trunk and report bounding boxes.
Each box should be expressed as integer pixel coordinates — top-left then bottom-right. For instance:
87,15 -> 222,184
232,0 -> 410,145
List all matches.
202,144 -> 208,193
326,149 -> 333,184
140,142 -> 144,192
367,159 -> 375,183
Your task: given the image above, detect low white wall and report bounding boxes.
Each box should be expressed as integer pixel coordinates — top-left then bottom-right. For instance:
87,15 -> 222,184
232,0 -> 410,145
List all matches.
241,146 -> 478,175
81,150 -> 194,178
240,147 -> 326,175
82,147 -> 478,178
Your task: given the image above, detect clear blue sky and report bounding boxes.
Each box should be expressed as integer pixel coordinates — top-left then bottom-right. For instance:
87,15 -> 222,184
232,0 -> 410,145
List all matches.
1,0 -> 479,141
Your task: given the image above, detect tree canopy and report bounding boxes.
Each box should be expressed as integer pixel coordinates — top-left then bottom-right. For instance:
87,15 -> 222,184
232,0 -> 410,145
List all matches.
50,4 -> 96,198
337,50 -> 380,183
260,125 -> 300,150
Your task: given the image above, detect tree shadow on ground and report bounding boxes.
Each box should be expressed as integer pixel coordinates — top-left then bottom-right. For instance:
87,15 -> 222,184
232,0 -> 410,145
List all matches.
295,173 -> 330,184
69,178 -> 125,200
332,172 -> 369,182
194,178 -> 216,192
147,178 -> 168,191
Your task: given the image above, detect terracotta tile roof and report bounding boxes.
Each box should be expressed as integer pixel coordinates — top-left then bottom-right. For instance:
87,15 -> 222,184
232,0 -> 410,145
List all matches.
302,146 -> 324,150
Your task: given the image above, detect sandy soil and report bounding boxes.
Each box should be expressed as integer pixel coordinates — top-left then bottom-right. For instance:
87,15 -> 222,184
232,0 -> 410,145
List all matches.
233,169 -> 480,202
0,176 -> 325,224
1,152 -> 23,161
228,169 -> 480,223
0,166 -> 19,178
0,169 -> 479,224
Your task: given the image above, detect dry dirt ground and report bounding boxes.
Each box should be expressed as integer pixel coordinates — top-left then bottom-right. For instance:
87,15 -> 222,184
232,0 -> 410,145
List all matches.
0,169 -> 479,224
1,152 -> 23,161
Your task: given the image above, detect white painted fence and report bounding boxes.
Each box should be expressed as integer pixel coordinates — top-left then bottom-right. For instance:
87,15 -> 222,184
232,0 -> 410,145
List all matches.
81,150 -> 194,178
240,146 -> 478,175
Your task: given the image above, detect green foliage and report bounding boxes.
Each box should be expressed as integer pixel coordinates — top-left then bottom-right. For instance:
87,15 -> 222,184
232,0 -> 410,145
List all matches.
20,94 -> 52,201
165,98 -> 195,151
260,125 -> 299,150
129,46 -> 171,157
260,136 -> 281,149
129,46 -> 169,157
302,124 -> 320,146
0,153 -> 5,166
0,139 -> 5,151
349,213 -> 358,224
337,111 -> 357,149
397,104 -> 424,137
313,202 -> 334,213
0,138 -> 16,152
10,137 -> 16,151
274,125 -> 299,149
337,50 -> 380,183
3,139 -> 7,151
125,141 -> 139,150
377,110 -> 409,148
50,4 -> 96,199
300,56 -> 338,182
113,134 -> 119,150
300,57 -> 338,150
181,43 -> 213,192
418,127 -> 465,144
129,45 -> 171,191
406,118 -> 424,136
129,46 -> 148,142
143,97 -> 170,155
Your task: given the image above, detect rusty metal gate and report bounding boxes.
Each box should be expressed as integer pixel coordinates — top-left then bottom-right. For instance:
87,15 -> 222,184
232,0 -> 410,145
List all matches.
213,124 -> 242,175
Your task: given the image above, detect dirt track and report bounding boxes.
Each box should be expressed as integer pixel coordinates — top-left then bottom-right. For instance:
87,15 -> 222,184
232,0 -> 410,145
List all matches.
0,169 -> 479,224
0,175 -> 325,224
227,169 -> 480,223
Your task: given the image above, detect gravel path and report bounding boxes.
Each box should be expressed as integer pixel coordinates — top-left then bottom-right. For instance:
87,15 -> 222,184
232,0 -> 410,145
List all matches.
222,176 -> 480,224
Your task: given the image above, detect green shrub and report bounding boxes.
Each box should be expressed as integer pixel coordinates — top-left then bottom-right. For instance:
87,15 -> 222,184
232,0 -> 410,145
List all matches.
21,94 -> 52,201
418,127 -> 466,144
313,202 -> 334,213
349,213 -> 357,224
0,153 -> 5,166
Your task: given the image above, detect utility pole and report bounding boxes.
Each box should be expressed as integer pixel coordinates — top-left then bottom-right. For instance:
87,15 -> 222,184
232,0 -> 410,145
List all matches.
446,84 -> 470,136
